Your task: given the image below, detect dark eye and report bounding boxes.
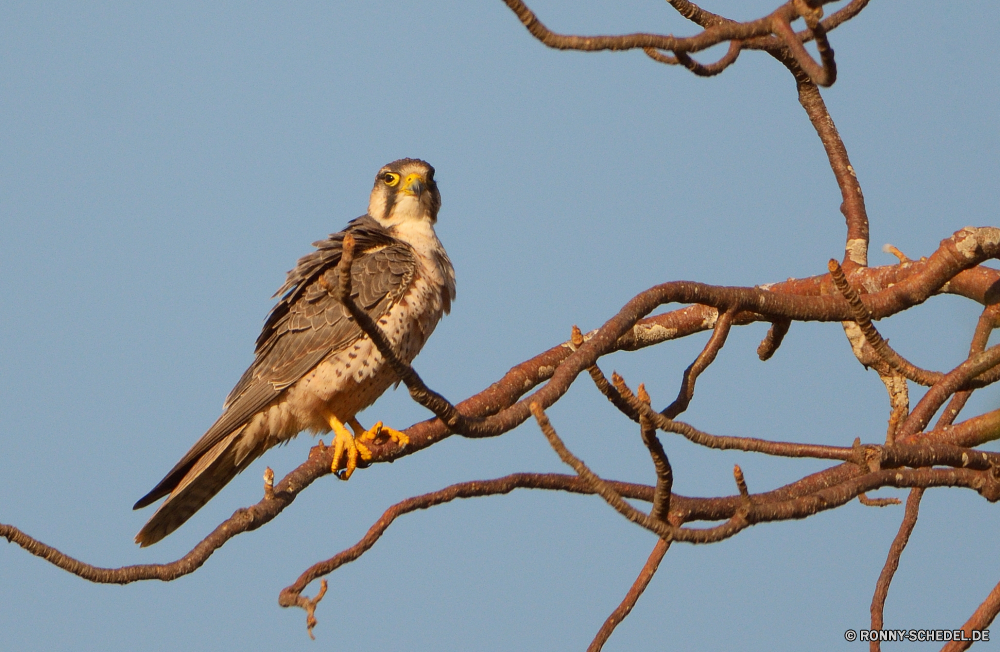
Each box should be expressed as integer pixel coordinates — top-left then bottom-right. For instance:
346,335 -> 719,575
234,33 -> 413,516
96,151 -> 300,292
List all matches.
383,172 -> 400,186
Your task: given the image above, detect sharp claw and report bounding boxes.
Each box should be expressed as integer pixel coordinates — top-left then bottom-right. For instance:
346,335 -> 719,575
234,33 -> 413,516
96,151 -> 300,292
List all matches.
328,416 -> 359,480
359,421 -> 383,443
359,421 -> 409,448
325,417 -> 407,481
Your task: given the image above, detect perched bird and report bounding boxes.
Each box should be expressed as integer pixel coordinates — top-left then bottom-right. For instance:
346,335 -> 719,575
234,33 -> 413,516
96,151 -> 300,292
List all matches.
133,158 -> 455,546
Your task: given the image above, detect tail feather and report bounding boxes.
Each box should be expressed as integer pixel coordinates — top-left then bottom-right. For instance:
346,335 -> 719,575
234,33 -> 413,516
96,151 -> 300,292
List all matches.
134,426 -> 258,547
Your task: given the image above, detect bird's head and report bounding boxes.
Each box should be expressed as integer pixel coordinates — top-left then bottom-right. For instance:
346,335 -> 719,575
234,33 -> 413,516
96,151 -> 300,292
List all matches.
368,158 -> 441,228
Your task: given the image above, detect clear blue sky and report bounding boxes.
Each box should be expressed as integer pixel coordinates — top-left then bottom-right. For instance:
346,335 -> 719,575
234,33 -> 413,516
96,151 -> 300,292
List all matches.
2,2 -> 998,650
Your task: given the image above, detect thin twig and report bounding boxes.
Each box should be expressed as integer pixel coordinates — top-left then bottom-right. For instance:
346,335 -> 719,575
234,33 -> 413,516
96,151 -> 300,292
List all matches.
332,234 -> 471,433
615,372 -> 857,461
530,402 -> 675,540
936,305 -> 1000,428
829,258 -> 941,385
645,41 -> 742,76
587,538 -> 670,652
789,73 -> 869,266
662,307 -> 735,419
869,488 -> 923,652
577,325 -> 641,423
278,473 -> 657,634
857,493 -> 901,507
638,384 -> 673,521
757,318 -> 791,361
733,465 -> 750,500
897,344 -> 1000,441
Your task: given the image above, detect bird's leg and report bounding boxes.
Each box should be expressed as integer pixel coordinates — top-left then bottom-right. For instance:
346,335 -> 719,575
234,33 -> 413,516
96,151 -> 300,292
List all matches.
329,415 -> 372,480
349,417 -> 410,450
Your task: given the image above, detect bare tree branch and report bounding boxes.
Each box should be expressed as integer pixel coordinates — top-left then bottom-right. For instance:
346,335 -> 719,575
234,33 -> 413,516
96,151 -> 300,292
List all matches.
870,488 -> 923,652
588,538 -> 670,652
4,3 -> 997,646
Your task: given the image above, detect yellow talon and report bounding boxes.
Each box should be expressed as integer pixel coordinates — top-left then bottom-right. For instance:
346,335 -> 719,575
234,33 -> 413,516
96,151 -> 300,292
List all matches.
329,416 -> 408,479
360,420 -> 410,448
329,415 -> 366,480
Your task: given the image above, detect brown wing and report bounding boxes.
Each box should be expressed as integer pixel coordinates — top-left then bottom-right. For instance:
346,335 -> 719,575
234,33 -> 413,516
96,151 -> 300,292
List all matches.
133,216 -> 416,536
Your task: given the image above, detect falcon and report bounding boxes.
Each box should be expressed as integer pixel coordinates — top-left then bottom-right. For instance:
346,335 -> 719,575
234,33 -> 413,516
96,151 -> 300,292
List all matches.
133,158 -> 455,546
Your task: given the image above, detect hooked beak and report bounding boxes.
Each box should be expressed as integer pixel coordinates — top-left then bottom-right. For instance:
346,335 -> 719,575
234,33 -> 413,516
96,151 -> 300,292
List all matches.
400,173 -> 427,197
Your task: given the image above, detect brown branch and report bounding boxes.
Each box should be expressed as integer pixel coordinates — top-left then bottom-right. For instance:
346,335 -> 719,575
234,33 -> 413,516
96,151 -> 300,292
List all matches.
943,579 -> 1000,652
820,0 -> 872,33
772,13 -> 836,87
638,384 -> 673,522
373,226 -> 1000,466
924,408 -> 1000,449
790,73 -> 869,267
645,40 -> 743,77
5,222 -> 1000,637
330,234 -> 471,435
829,258 -> 942,385
733,465 -> 751,500
530,402 -> 675,540
501,0 -> 857,60
881,370 -> 910,445
665,0 -> 732,28
5,228 -> 998,585
936,305 -> 1000,428
662,307 -> 735,418
615,372 -> 857,461
667,0 -> 869,36
757,318 -> 791,361
0,447 -> 334,584
857,493 -> 900,507
577,325 -> 641,423
8,443 -> 995,625
588,538 -> 670,652
588,362 -> 640,423
278,472 -> 659,635
869,488 -> 923,652
671,466 -> 998,545
501,0 -> 780,55
897,344 -> 1000,441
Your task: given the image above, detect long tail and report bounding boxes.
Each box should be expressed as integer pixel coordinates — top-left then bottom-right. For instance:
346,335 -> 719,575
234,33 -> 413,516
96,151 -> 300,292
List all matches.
134,426 -> 257,547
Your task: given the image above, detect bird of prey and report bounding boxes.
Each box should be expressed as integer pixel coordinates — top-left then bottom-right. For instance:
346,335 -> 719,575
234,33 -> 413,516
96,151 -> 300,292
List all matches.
133,158 -> 455,547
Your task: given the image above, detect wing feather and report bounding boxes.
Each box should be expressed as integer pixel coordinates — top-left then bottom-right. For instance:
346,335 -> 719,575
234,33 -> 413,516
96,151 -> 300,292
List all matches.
133,215 -> 416,511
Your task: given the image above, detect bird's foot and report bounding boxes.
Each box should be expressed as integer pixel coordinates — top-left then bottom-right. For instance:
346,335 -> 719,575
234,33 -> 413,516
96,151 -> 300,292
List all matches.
359,421 -> 410,450
328,416 -> 372,480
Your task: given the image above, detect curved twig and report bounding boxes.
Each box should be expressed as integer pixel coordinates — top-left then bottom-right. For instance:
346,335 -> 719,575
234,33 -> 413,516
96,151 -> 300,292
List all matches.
615,372 -> 857,461
757,318 -> 791,361
645,40 -> 742,76
869,488 -> 923,651
897,344 -> 1000,441
789,73 -> 869,266
828,258 -> 942,385
662,307 -> 735,419
936,304 -> 1000,428
772,14 -> 836,86
638,384 -> 673,522
531,403 -> 675,540
277,472 -> 658,634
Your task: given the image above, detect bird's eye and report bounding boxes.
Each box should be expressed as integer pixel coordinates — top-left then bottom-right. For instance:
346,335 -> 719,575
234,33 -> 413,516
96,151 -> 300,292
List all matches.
383,172 -> 400,186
